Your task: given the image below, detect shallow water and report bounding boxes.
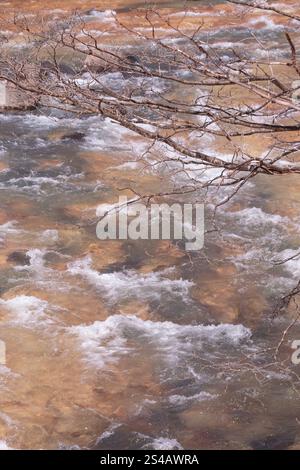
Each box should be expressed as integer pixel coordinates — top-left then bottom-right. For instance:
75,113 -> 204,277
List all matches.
1,0 -> 300,451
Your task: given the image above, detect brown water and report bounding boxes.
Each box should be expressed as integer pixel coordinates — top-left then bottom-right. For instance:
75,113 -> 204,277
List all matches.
1,0 -> 300,451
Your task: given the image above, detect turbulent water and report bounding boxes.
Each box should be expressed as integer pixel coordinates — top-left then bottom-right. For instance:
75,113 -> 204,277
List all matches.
1,0 -> 300,451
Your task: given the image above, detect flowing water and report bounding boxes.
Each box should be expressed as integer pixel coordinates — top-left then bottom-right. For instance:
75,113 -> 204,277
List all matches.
1,0 -> 300,451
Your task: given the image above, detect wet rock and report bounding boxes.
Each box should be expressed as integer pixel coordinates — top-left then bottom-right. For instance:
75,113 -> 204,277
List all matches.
40,60 -> 76,76
190,256 -> 269,325
59,203 -> 97,225
180,406 -> 232,431
54,407 -> 108,446
87,242 -> 127,270
7,251 -> 31,266
138,241 -> 186,274
191,264 -> 240,323
43,251 -> 66,270
179,401 -> 271,449
61,132 -> 86,141
126,55 -> 140,64
250,431 -> 296,450
84,50 -> 119,74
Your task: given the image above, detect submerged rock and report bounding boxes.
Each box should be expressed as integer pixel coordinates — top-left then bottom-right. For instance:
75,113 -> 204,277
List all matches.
61,132 -> 86,141
250,431 -> 296,450
40,60 -> 76,76
7,251 -> 31,266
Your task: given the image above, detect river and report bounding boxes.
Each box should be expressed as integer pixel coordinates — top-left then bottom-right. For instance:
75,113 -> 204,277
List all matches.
1,0 -> 300,450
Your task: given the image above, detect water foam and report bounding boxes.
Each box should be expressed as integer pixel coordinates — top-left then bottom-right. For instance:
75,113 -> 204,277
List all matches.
168,391 -> 216,406
0,296 -> 51,327
277,249 -> 300,279
0,222 -> 19,244
68,257 -> 193,303
2,173 -> 83,195
143,437 -> 183,450
69,314 -> 252,368
87,10 -> 116,22
0,440 -> 13,450
229,207 -> 287,226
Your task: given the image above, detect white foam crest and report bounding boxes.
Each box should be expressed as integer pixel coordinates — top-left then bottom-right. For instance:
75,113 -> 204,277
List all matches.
8,113 -> 95,130
68,257 -> 193,303
229,207 -> 288,226
168,391 -> 216,406
29,248 -> 47,266
22,114 -> 60,128
276,249 -> 300,279
0,221 -> 20,244
3,173 -> 83,194
82,116 -> 135,151
87,10 -> 116,22
40,229 -> 59,243
69,316 -> 129,368
0,221 -> 18,234
169,11 -> 208,18
249,15 -> 284,30
96,197 -> 138,217
14,249 -> 72,292
0,295 -> 51,326
69,314 -> 252,368
230,247 -> 269,269
143,437 -> 183,450
95,423 -> 122,445
113,161 -> 140,171
0,365 -> 17,378
0,440 -> 13,450
74,74 -> 99,88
